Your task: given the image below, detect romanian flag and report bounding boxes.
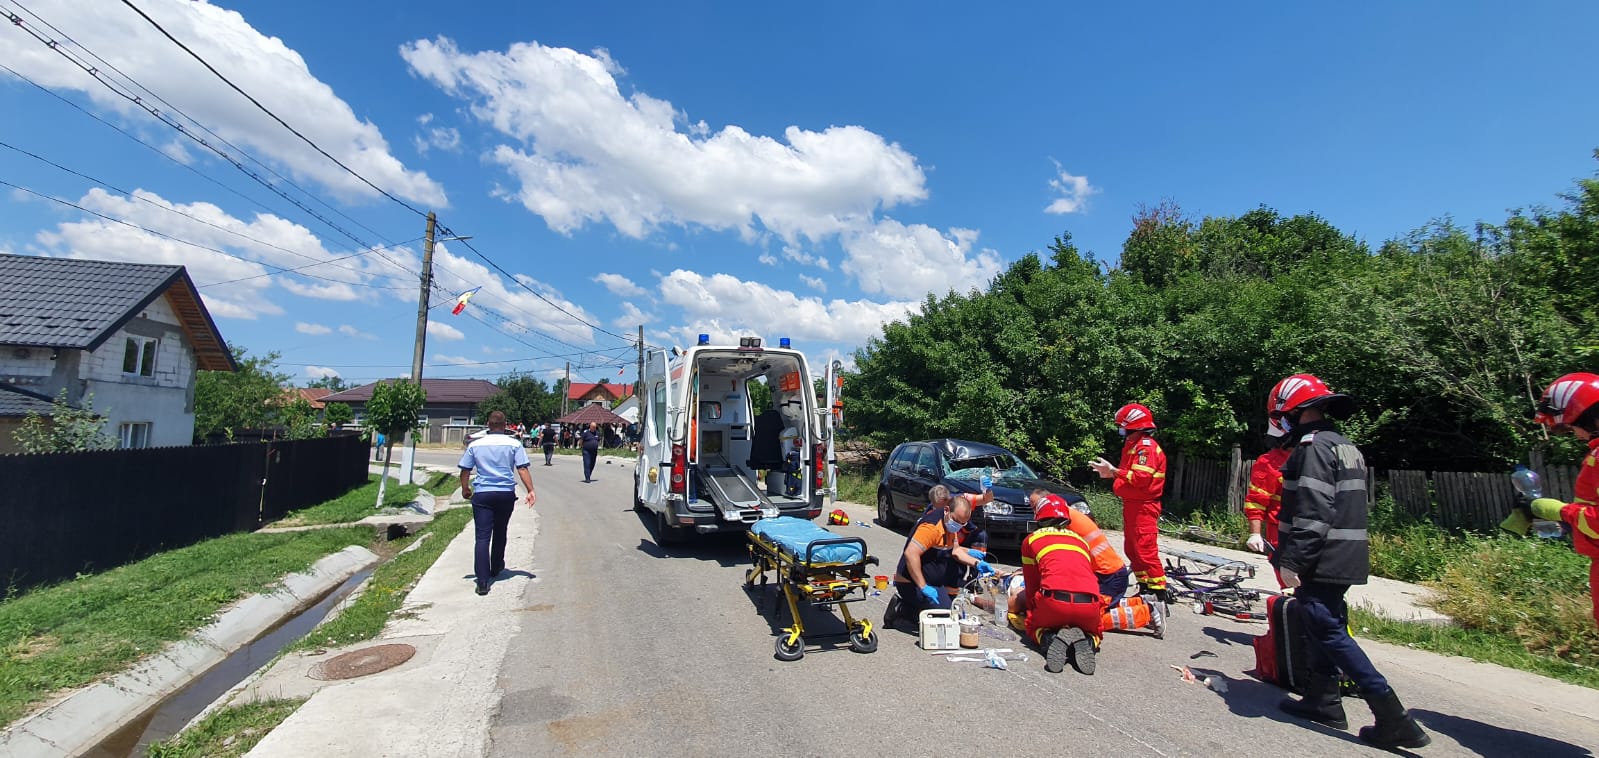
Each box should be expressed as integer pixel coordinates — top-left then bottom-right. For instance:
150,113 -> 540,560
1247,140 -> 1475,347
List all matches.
451,287 -> 481,315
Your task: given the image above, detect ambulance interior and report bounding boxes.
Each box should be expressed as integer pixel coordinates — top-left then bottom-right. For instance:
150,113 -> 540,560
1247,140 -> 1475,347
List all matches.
691,351 -> 812,507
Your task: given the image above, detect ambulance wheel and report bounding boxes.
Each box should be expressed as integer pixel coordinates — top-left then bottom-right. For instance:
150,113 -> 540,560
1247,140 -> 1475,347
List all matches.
656,511 -> 685,545
633,477 -> 647,512
774,635 -> 805,662
849,628 -> 878,654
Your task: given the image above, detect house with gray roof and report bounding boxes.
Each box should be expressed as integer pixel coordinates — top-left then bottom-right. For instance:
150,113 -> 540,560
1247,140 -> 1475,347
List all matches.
0,254 -> 234,452
324,378 -> 501,445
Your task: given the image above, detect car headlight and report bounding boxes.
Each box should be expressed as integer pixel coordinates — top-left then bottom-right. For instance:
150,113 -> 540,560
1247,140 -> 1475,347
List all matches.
985,501 -> 1013,516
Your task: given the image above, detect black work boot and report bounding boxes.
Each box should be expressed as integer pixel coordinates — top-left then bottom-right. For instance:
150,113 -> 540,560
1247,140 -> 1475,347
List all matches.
882,595 -> 903,630
1279,673 -> 1349,730
1359,688 -> 1431,749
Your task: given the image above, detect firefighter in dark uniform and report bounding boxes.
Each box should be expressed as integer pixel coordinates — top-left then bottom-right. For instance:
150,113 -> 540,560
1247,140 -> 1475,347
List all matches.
1269,373 -> 1429,750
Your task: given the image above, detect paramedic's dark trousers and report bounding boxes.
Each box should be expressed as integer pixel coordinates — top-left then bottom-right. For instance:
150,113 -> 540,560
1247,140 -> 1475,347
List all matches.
1294,580 -> 1390,694
472,491 -> 516,584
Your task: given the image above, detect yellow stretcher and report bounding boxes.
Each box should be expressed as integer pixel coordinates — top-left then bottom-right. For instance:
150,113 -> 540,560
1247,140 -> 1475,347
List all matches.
744,517 -> 880,661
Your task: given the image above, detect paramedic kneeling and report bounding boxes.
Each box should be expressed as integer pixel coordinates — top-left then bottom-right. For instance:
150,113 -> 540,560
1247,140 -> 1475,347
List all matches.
883,497 -> 990,629
1020,504 -> 1106,675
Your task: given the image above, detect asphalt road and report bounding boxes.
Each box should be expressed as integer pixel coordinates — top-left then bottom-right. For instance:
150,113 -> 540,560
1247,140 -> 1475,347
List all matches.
481,455 -> 1599,757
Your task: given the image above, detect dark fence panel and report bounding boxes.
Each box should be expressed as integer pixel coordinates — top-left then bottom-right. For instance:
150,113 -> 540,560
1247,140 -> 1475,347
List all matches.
0,433 -> 369,592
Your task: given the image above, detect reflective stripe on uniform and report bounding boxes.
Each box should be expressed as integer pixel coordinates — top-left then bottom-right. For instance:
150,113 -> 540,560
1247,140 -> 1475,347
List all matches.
1130,464 -> 1158,474
1291,517 -> 1332,536
1326,528 -> 1368,541
1035,542 -> 1092,563
1578,511 -> 1599,541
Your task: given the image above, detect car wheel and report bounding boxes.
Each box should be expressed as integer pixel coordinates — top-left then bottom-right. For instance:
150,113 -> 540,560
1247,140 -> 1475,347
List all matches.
877,491 -> 899,528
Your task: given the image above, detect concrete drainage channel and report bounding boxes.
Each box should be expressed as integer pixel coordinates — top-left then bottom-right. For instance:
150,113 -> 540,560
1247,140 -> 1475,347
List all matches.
1,546 -> 384,758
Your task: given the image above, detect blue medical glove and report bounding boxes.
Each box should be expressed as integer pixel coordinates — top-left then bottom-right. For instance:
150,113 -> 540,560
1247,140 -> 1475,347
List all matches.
975,561 -> 995,576
919,585 -> 940,605
965,549 -> 986,562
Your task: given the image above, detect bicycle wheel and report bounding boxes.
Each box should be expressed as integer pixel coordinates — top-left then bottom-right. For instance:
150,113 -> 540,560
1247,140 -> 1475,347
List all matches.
1204,588 -> 1269,619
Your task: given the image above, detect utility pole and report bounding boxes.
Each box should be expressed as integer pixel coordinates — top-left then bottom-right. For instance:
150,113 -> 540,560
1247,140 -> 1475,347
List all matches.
636,325 -> 644,405
402,211 -> 437,487
563,361 -> 571,417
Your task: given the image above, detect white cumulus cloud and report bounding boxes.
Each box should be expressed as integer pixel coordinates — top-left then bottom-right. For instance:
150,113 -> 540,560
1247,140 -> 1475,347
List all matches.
338,324 -> 377,340
304,365 -> 341,379
613,301 -> 654,329
1045,161 -> 1099,215
0,0 -> 446,206
658,269 -> 916,348
799,274 -> 826,292
295,322 -> 332,335
593,272 -> 646,297
427,320 -> 466,341
432,354 -> 474,366
399,37 -> 925,242
840,219 -> 1004,299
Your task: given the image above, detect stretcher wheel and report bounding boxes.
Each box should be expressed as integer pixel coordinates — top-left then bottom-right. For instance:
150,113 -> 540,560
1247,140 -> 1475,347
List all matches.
774,635 -> 805,662
849,629 -> 878,654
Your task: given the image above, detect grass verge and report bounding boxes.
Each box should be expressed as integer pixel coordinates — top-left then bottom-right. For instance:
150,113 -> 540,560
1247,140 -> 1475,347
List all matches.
146,698 -> 305,758
274,475 -> 420,527
552,447 -> 638,459
1351,607 -> 1599,690
422,470 -> 458,497
0,528 -> 369,727
287,507 -> 473,652
835,468 -> 878,506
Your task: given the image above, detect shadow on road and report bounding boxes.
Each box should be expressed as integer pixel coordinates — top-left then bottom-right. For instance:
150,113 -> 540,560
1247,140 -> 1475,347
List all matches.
738,579 -> 861,657
1411,709 -> 1592,757
1201,625 -> 1257,648
1188,667 -> 1370,750
628,511 -> 750,567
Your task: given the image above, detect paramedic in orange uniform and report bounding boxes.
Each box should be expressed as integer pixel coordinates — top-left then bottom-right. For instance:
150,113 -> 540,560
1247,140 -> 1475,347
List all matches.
1529,373 -> 1599,627
1091,403 -> 1169,602
1027,489 -> 1164,638
1020,498 -> 1107,674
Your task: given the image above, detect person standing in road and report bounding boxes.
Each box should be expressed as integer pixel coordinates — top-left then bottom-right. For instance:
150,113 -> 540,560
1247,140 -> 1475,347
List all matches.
459,411 -> 537,596
1268,373 -> 1429,749
540,422 -> 558,466
1527,373 -> 1599,627
580,422 -> 601,482
1090,403 -> 1169,602
1244,417 -> 1295,588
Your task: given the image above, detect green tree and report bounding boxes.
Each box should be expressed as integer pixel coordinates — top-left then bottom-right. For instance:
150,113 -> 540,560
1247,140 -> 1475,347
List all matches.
280,397 -> 325,440
306,374 -> 349,392
12,390 -> 114,453
478,373 -> 559,427
194,346 -> 290,442
365,379 -> 427,507
324,401 -> 354,429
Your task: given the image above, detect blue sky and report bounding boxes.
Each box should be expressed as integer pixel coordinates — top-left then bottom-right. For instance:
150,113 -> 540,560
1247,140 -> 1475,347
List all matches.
1,1 -> 1595,388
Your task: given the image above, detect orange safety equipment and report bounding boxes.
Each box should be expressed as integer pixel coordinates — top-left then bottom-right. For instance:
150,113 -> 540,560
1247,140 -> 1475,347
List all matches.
1244,446 -> 1293,548
1102,594 -> 1156,632
1267,373 -> 1354,420
1020,526 -> 1105,646
1115,431 -> 1167,592
1115,403 -> 1157,431
1535,373 -> 1599,429
828,508 -> 850,526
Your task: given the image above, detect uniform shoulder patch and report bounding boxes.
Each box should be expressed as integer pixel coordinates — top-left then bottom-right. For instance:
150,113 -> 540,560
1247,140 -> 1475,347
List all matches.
1299,431 -> 1317,444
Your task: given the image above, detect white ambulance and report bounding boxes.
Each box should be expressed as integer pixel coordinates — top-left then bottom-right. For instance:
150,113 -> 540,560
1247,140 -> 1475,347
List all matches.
634,335 -> 843,544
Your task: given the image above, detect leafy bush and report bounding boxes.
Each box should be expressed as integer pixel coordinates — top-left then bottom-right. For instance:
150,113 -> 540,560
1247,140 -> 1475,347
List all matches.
1369,522 -> 1472,583
1429,537 -> 1599,667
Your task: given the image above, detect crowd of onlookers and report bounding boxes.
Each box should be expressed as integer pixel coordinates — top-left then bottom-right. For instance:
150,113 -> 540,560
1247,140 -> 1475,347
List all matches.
530,422 -> 636,450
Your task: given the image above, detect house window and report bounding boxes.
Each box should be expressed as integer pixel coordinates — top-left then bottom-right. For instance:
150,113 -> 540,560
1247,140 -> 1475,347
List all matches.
449,416 -> 469,426
118,422 -> 152,449
122,337 -> 158,377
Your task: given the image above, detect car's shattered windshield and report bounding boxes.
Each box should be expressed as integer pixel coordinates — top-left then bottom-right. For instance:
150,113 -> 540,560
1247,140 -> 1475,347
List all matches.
945,453 -> 1037,481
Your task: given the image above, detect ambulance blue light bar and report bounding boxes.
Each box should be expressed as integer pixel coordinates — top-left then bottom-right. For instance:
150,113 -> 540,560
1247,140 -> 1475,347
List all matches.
698,333 -> 710,345
779,337 -> 791,349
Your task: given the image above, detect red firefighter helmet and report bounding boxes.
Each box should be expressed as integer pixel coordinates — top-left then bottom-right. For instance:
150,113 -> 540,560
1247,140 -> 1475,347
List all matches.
1266,373 -> 1355,420
1114,403 -> 1157,431
828,509 -> 850,526
1535,373 -> 1599,429
1033,494 -> 1073,521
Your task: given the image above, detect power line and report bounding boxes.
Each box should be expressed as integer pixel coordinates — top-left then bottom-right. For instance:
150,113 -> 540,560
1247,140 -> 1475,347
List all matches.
1,4 -> 419,280
433,223 -> 639,346
0,138 -> 417,290
6,0 -> 403,246
116,0 -> 430,219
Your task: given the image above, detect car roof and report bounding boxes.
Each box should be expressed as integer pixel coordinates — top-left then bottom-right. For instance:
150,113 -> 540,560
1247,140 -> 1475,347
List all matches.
897,438 -> 1013,460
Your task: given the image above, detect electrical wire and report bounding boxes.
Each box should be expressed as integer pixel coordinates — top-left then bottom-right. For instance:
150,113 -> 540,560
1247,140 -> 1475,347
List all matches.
0,138 -> 418,289
115,0 -> 430,219
6,0 -> 402,246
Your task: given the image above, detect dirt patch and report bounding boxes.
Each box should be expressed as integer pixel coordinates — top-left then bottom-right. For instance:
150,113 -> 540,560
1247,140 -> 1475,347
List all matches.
516,604 -> 555,613
6,634 -> 60,660
546,707 -> 626,750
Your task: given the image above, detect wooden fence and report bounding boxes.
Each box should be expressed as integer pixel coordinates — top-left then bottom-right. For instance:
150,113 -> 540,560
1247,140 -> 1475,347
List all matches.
1161,444 -> 1582,532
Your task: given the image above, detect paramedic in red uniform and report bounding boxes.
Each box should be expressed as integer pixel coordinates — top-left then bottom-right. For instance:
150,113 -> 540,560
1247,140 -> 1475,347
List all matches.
1026,489 -> 1163,638
1529,373 -> 1599,627
1091,403 -> 1169,602
1020,498 -> 1106,674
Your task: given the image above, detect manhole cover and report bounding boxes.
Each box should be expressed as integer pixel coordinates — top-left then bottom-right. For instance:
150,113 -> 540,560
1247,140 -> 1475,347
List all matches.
310,643 -> 416,680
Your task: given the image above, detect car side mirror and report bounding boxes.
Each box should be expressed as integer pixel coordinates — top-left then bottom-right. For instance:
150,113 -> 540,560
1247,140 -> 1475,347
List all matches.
918,467 -> 936,479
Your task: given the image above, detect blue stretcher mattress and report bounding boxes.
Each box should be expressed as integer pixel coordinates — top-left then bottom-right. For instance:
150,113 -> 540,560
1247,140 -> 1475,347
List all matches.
751,517 -> 865,565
